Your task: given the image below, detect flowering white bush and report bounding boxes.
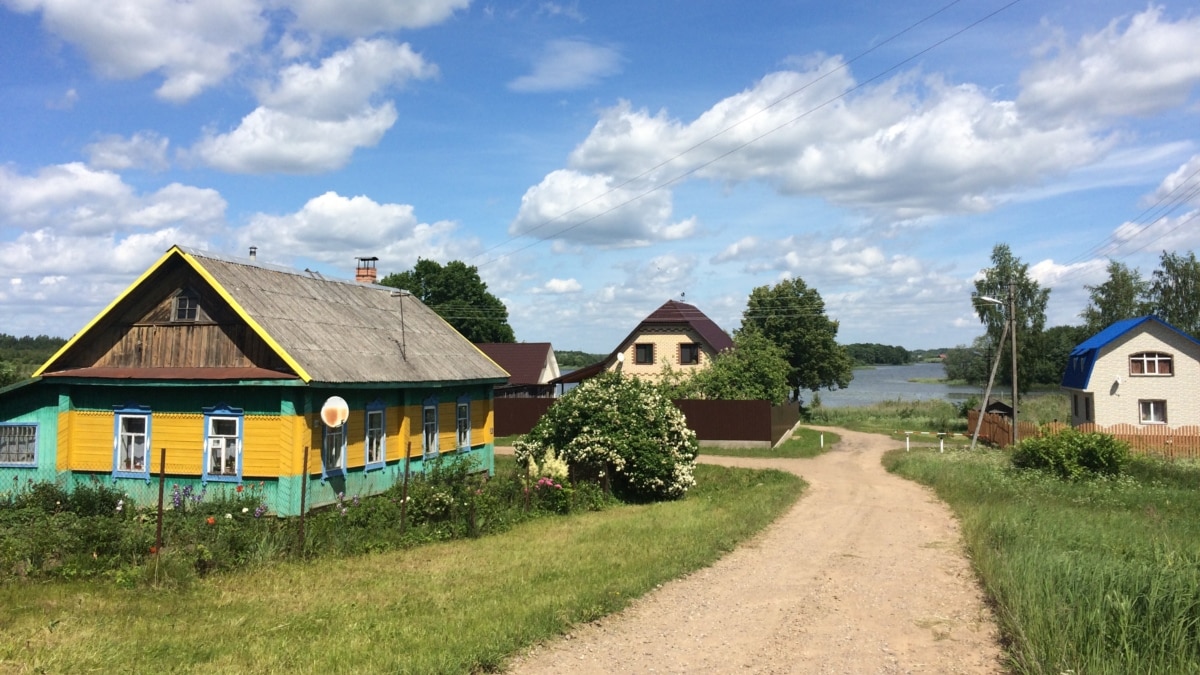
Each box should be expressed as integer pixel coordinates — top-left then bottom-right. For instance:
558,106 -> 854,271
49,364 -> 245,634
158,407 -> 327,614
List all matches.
514,372 -> 698,501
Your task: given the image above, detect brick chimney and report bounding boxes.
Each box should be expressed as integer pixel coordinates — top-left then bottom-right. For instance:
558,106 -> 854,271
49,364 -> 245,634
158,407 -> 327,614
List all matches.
355,256 -> 378,284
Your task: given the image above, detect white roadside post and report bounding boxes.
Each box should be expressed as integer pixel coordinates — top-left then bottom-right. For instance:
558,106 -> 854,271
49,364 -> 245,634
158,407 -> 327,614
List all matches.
905,431 -> 911,452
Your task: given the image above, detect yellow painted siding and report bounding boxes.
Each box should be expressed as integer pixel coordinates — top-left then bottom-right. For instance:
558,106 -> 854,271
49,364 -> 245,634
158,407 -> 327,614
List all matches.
67,410 -> 117,472
56,410 -> 71,472
243,415 -> 282,477
404,404 -> 425,457
439,402 -> 457,452
471,399 -> 493,445
152,413 -> 204,474
344,411 -> 367,469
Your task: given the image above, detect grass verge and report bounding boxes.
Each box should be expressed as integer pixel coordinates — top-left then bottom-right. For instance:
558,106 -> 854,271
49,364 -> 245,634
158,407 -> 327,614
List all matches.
0,463 -> 804,673
702,426 -> 838,458
885,448 -> 1200,674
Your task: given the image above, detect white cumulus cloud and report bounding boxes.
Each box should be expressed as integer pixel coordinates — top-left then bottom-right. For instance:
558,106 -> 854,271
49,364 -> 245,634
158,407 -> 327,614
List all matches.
239,191 -> 473,271
1019,6 -> 1200,121
190,38 -> 435,173
282,0 -> 470,38
509,38 -> 623,93
85,132 -> 170,171
5,0 -> 267,102
510,169 -> 697,247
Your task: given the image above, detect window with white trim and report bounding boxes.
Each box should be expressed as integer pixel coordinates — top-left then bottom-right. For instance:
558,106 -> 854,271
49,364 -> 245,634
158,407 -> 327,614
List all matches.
1130,352 -> 1173,376
365,407 -> 385,468
1139,399 -> 1167,424
0,424 -> 37,466
456,401 -> 470,452
203,406 -> 242,480
323,422 -> 346,475
114,410 -> 151,477
423,402 -> 439,460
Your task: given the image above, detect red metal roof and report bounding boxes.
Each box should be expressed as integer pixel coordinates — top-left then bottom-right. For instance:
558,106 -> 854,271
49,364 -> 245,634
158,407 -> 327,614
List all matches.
474,343 -> 554,385
641,300 -> 734,352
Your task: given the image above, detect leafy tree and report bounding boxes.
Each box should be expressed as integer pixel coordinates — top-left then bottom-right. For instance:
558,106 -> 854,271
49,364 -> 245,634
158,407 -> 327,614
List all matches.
379,259 -> 515,343
741,277 -> 853,400
686,328 -> 791,405
942,335 -> 995,386
1080,260 -> 1150,334
973,244 -> 1050,395
514,372 -> 698,502
555,350 -> 606,369
1026,324 -> 1090,387
845,343 -> 911,366
1147,250 -> 1200,337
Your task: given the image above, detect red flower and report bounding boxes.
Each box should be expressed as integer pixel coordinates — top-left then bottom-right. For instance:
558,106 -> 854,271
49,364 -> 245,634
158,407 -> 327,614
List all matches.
206,516 -> 216,525
236,484 -> 244,493
149,546 -> 158,555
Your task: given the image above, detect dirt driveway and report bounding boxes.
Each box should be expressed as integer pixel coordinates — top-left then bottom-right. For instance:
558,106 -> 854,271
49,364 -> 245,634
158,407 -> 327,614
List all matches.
504,427 -> 1007,674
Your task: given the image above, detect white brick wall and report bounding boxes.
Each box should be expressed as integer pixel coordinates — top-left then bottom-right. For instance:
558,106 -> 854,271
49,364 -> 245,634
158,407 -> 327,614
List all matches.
1079,321 -> 1200,428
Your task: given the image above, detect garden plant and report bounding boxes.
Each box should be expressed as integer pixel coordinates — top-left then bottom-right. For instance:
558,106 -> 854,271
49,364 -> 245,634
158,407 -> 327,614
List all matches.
515,371 -> 699,502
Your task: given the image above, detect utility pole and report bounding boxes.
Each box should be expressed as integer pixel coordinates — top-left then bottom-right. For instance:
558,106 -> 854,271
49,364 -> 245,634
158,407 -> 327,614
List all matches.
1009,278 -> 1019,446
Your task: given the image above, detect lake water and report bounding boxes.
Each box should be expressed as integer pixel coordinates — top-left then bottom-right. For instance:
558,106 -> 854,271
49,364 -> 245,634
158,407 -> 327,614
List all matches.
815,362 -> 986,408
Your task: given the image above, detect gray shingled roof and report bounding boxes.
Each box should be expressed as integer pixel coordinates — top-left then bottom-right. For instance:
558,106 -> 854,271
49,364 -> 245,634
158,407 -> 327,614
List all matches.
185,247 -> 509,386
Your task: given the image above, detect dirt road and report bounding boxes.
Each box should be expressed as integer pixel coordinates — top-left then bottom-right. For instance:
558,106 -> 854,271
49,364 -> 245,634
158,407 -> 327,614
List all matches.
504,427 -> 1006,674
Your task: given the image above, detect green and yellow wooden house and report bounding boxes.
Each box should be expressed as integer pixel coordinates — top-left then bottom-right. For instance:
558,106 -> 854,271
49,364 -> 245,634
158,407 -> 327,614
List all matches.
0,246 -> 509,516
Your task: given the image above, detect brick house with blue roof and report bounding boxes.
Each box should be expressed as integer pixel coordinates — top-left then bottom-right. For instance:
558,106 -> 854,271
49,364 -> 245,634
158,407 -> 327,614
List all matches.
1061,316 -> 1200,428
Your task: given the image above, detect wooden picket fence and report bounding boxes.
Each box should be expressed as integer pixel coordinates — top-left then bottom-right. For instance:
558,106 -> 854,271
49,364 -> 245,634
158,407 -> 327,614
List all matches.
968,411 -> 1200,460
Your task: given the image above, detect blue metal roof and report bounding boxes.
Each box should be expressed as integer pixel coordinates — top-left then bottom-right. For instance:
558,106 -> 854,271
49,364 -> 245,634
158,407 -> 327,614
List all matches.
1061,316 -> 1200,389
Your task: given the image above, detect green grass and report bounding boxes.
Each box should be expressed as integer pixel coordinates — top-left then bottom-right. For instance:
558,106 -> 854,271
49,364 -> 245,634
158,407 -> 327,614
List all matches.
885,448 -> 1200,674
702,426 -> 838,458
0,463 -> 804,673
809,394 -> 1070,437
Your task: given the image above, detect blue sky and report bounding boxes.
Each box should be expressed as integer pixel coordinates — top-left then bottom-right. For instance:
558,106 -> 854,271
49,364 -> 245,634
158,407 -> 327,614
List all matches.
1,0 -> 1198,353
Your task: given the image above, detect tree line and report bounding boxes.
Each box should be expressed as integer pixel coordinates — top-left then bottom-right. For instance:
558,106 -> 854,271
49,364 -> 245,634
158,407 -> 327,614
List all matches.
0,334 -> 66,387
944,246 -> 1200,392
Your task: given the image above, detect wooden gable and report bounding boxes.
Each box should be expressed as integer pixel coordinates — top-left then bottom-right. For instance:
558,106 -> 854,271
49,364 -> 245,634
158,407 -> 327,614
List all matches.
41,253 -> 293,375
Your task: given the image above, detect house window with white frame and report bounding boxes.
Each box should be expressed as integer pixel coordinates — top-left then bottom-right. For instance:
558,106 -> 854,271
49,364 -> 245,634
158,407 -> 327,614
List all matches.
365,408 -> 384,468
423,403 -> 439,460
0,424 -> 37,466
205,413 -> 241,479
1139,399 -> 1167,424
114,410 -> 150,476
1130,352 -> 1173,376
456,401 -> 470,452
323,423 -> 346,475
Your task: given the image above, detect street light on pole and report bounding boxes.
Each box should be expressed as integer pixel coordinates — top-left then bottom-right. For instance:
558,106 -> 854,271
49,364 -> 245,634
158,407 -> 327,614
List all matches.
972,288 -> 1018,448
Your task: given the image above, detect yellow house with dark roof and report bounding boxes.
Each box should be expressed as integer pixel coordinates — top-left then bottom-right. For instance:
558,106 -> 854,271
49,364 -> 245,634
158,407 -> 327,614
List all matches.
0,245 -> 508,516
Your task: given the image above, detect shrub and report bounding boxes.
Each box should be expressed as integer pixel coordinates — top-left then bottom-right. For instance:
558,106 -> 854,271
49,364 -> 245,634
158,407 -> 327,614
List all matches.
515,372 -> 699,502
1011,429 -> 1129,479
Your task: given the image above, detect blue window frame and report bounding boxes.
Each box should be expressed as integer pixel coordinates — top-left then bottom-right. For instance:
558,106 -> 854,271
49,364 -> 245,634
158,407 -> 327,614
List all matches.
365,400 -> 386,471
203,404 -> 243,482
422,397 -> 439,460
0,423 -> 37,467
322,420 -> 347,478
113,405 -> 152,480
455,396 -> 471,453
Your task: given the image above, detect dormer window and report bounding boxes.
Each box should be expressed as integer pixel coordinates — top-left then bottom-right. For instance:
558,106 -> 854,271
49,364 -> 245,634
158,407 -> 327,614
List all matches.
173,290 -> 199,322
1129,352 -> 1172,376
